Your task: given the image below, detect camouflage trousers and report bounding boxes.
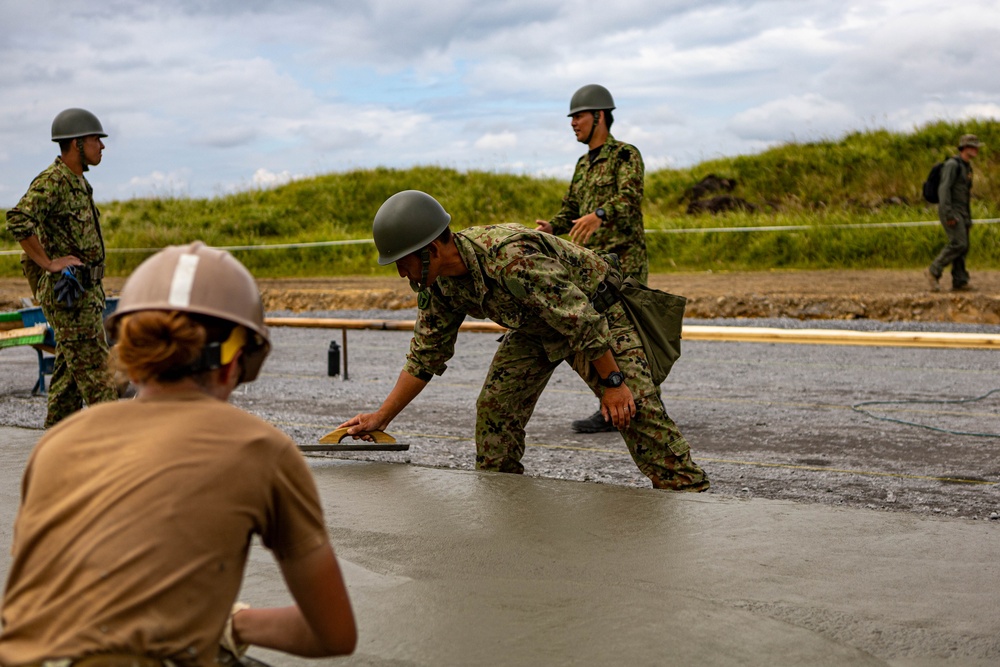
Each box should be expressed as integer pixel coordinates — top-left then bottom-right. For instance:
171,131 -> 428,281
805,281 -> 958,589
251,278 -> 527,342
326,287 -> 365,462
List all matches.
929,218 -> 971,287
475,303 -> 709,491
41,300 -> 117,428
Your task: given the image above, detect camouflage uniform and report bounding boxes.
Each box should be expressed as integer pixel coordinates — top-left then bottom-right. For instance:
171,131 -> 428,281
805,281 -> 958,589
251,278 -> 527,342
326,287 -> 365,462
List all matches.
548,135 -> 648,283
403,224 -> 708,491
930,156 -> 974,288
6,157 -> 116,427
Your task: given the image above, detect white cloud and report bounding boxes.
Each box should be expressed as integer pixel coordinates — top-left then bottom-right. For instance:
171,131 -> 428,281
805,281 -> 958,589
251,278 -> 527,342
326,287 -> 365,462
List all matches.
1,0 -> 999,207
474,131 -> 517,151
252,168 -> 299,189
124,169 -> 193,199
728,94 -> 857,142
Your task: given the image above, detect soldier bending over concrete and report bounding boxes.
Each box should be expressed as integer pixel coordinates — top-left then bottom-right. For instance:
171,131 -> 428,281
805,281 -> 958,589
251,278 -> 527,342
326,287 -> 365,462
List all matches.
341,190 -> 709,491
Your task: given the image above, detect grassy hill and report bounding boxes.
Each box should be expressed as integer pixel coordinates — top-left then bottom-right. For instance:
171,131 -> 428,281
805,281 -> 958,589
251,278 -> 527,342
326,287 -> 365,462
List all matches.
3,119 -> 998,277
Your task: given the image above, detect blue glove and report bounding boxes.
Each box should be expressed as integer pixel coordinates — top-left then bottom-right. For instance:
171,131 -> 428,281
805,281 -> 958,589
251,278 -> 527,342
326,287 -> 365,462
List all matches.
54,267 -> 84,308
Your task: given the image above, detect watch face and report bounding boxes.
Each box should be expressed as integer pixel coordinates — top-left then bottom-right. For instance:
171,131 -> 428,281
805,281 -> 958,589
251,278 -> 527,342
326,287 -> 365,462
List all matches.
596,207 -> 606,220
602,371 -> 623,387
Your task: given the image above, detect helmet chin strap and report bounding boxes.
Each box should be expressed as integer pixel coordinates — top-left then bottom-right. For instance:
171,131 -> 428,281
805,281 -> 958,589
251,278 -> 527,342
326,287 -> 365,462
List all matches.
408,246 -> 432,293
76,137 -> 89,172
583,111 -> 600,145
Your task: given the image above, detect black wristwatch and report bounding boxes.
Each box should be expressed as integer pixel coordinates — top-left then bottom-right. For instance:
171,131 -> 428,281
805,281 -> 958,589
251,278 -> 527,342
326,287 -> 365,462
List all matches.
599,370 -> 624,388
595,207 -> 607,221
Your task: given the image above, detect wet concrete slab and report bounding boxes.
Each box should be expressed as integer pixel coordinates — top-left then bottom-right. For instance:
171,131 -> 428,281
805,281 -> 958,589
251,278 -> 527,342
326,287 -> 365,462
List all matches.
0,426 -> 996,666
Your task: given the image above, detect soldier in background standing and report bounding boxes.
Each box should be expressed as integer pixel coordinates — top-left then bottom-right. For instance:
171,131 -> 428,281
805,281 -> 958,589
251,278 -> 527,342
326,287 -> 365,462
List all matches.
536,84 -> 649,433
925,134 -> 982,292
5,108 -> 117,427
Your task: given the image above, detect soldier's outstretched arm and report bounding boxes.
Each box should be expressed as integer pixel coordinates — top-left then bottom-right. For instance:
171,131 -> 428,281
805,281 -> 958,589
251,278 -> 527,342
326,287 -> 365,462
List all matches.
338,369 -> 428,438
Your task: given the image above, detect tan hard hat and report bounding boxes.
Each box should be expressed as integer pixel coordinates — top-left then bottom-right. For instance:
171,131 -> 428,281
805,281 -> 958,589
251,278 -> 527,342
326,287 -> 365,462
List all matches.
107,241 -> 271,382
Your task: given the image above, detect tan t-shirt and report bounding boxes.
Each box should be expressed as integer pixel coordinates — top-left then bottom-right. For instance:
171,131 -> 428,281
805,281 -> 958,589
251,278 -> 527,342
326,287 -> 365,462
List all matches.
0,392 -> 329,667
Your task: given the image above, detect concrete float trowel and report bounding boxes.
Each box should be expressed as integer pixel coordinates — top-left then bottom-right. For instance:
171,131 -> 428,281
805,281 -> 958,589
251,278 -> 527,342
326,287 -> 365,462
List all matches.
303,426 -> 410,453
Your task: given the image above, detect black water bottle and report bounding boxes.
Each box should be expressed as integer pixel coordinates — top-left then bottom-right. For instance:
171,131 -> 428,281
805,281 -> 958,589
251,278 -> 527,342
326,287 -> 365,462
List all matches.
327,340 -> 340,377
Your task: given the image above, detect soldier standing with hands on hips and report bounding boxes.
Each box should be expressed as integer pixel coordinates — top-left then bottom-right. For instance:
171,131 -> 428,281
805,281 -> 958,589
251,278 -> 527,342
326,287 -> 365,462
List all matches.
536,85 -> 649,434
5,108 -> 117,427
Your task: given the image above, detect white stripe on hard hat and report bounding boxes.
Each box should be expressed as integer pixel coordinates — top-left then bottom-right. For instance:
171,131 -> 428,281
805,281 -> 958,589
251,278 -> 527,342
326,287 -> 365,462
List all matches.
168,253 -> 200,307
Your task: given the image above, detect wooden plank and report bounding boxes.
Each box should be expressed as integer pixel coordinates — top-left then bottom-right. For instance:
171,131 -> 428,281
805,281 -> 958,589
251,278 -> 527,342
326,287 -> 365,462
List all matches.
682,326 -> 1000,350
264,317 -> 1000,350
0,324 -> 47,349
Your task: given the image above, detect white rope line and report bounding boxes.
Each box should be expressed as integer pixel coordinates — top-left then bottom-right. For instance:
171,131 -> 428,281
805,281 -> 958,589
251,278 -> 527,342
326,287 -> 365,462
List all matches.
645,217 -> 1000,234
0,238 -> 372,256
3,218 -> 998,256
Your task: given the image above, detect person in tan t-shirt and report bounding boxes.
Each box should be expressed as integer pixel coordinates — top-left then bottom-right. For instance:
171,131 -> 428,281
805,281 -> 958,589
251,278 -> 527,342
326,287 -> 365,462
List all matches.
0,243 -> 356,667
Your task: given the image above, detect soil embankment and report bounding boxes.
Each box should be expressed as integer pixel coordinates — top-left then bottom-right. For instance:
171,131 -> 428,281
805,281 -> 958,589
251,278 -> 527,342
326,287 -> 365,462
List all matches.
2,269 -> 999,323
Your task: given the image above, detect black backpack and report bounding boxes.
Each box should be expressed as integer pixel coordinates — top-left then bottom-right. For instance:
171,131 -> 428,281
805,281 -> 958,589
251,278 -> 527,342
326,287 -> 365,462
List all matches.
922,157 -> 955,204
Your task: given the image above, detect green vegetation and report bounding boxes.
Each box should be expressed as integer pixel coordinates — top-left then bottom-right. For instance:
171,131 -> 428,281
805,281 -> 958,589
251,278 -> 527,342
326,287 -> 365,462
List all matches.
3,120 -> 998,277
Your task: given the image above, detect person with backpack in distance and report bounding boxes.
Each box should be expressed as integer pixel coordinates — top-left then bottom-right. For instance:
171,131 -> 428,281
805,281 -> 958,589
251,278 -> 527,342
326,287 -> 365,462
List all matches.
924,134 -> 982,292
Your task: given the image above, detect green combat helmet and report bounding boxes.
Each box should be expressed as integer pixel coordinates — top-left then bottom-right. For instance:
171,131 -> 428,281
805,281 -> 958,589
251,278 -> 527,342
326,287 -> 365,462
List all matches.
372,190 -> 452,265
568,84 -> 616,116
372,190 -> 452,299
51,108 -> 107,142
51,108 -> 107,172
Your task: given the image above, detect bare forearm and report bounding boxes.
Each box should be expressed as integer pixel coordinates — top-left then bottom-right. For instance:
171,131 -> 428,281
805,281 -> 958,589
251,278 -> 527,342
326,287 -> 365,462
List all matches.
235,544 -> 358,657
378,370 -> 429,423
341,369 -> 429,434
18,237 -> 51,271
590,350 -> 620,378
235,606 -> 354,657
19,236 -> 81,273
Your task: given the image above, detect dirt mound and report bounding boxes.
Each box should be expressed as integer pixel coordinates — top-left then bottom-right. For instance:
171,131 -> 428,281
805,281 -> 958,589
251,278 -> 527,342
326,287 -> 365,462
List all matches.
2,270 -> 998,323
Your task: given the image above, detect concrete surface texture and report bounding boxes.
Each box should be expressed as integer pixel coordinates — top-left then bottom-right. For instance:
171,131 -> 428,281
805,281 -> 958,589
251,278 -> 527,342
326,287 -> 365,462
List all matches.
0,427 -> 996,666
4,315 -> 999,518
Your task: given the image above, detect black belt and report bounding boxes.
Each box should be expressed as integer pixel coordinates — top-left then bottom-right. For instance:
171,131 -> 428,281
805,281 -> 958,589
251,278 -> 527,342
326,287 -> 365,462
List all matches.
78,264 -> 105,288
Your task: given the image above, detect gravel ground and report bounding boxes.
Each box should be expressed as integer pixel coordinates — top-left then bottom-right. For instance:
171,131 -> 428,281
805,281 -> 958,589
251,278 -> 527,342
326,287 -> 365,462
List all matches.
2,311 -> 998,522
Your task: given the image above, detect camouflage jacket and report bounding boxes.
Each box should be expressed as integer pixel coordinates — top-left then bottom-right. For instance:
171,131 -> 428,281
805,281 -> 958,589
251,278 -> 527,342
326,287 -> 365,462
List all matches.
6,158 -> 106,308
548,135 -> 648,282
403,224 -> 615,379
938,156 -> 973,224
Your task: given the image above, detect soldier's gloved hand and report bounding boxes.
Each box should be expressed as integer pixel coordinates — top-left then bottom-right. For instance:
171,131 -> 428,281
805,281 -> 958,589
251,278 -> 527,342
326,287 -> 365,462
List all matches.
221,602 -> 251,658
54,267 -> 84,309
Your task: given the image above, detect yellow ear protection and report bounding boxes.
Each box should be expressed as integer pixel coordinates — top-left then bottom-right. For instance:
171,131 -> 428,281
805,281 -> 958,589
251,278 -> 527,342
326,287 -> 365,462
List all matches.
219,325 -> 247,366
153,324 -> 249,382
190,325 -> 248,377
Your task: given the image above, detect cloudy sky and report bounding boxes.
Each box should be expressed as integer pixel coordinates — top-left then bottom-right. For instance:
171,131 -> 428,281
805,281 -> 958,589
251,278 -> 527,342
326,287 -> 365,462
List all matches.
1,0 -> 998,207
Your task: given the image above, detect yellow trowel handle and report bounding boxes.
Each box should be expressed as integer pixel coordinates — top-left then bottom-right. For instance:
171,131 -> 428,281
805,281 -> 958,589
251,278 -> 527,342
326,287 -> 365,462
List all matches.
318,427 -> 397,445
